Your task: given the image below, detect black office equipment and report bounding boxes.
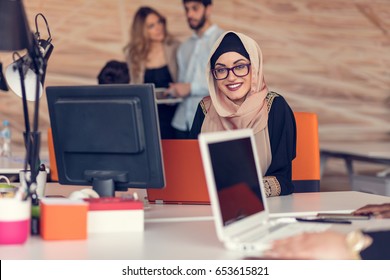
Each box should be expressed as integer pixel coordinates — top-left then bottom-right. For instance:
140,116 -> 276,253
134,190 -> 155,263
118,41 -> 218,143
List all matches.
46,84 -> 165,197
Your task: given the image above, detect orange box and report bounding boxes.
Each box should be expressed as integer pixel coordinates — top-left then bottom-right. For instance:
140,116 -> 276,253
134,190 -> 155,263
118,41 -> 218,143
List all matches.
40,198 -> 88,240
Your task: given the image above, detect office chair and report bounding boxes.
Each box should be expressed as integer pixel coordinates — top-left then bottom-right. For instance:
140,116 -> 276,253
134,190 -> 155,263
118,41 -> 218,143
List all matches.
292,112 -> 321,192
47,127 -> 58,181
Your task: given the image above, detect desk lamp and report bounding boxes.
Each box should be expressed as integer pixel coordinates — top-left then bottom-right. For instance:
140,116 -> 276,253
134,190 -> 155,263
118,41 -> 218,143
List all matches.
0,0 -> 53,199
6,13 -> 53,101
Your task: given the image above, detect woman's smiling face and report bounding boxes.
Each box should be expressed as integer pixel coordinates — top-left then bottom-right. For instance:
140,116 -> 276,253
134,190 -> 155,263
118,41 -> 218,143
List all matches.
213,51 -> 252,106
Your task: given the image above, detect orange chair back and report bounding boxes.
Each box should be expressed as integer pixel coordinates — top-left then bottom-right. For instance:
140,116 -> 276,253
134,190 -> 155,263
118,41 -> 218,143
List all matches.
48,114 -> 320,190
292,112 -> 320,192
48,127 -> 58,181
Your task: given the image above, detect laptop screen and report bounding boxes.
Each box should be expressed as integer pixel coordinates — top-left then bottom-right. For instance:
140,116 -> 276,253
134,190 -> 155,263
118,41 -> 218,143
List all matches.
208,137 -> 265,226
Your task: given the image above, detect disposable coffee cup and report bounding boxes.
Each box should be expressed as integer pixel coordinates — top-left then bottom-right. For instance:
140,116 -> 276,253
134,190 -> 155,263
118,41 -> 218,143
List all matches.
0,198 -> 31,245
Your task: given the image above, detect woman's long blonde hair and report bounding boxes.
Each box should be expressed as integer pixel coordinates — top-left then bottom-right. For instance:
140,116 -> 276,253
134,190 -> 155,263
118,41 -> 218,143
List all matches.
124,6 -> 171,79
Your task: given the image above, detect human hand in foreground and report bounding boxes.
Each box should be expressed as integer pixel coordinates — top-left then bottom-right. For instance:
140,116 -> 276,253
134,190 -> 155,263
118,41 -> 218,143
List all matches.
353,203 -> 390,218
263,231 -> 372,260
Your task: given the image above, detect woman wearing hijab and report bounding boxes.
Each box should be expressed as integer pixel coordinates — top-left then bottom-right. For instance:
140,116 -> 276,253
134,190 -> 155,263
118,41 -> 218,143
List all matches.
190,31 -> 296,196
124,6 -> 180,139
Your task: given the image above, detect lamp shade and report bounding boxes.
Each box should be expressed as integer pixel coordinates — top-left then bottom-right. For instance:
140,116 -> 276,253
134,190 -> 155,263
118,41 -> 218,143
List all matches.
5,58 -> 43,101
4,37 -> 53,101
0,0 -> 32,51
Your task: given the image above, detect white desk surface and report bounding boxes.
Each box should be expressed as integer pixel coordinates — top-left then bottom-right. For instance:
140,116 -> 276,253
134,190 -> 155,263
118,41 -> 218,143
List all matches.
148,191 -> 390,220
1,186 -> 390,260
268,191 -> 390,217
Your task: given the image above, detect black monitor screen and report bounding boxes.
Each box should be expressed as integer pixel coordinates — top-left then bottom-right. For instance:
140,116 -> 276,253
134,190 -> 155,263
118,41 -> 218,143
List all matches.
46,84 -> 165,197
208,137 -> 265,226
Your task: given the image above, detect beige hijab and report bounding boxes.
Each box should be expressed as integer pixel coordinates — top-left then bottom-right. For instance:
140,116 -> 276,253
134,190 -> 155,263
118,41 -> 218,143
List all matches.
201,31 -> 272,175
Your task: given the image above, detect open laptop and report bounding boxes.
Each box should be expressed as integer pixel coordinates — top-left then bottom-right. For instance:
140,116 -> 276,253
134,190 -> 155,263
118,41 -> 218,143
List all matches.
146,140 -> 210,204
198,129 -> 330,253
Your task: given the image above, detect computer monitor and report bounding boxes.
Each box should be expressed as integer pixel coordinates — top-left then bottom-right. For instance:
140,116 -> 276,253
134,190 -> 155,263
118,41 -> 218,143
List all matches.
46,84 -> 165,197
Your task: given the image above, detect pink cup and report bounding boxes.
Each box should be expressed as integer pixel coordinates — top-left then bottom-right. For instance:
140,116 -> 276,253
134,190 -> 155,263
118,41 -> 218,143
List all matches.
0,198 -> 30,245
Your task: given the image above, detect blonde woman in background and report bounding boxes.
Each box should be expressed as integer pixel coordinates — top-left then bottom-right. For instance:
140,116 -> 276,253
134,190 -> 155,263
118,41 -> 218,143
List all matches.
124,6 -> 180,139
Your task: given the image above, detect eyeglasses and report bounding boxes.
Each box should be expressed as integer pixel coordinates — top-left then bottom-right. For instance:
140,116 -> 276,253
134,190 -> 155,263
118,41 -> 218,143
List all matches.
211,63 -> 251,80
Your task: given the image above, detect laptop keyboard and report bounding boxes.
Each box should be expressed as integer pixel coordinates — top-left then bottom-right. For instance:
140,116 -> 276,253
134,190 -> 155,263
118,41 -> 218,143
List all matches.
262,222 -> 330,243
237,222 -> 331,244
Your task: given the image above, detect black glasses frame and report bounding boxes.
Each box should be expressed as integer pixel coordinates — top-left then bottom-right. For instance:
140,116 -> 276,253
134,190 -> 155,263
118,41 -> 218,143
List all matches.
211,63 -> 251,80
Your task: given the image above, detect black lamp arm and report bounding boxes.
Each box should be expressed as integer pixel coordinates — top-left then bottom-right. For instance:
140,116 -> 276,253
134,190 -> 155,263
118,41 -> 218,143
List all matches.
16,32 -> 44,199
28,32 -> 43,182
35,13 -> 52,44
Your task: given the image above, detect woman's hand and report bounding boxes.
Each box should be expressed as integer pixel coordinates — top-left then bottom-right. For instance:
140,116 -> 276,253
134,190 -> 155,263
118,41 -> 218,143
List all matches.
353,203 -> 390,218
